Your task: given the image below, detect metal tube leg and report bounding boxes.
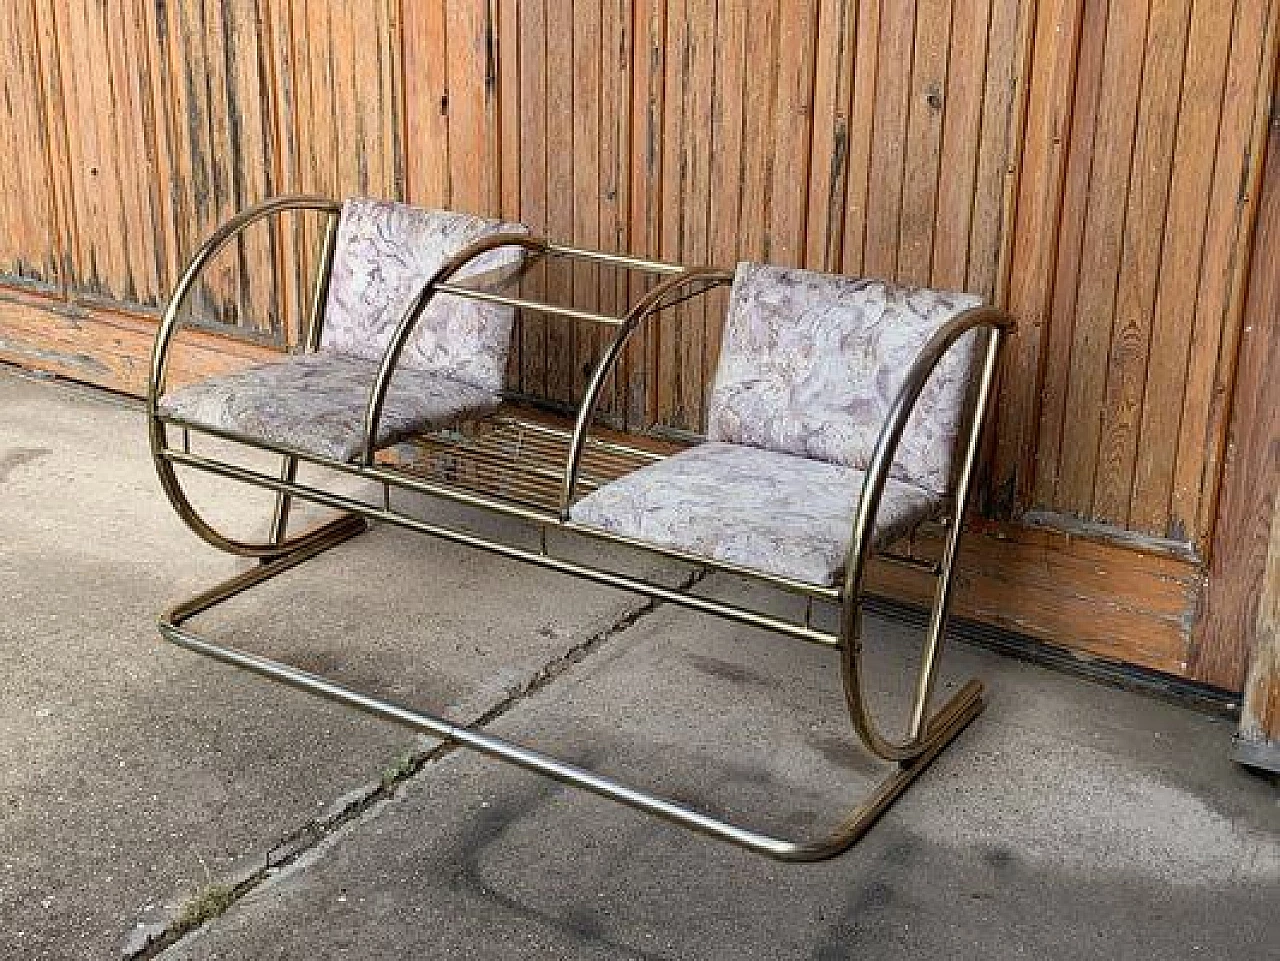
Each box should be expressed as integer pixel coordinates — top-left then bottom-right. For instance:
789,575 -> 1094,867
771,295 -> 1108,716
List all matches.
158,520 -> 982,863
269,455 -> 299,546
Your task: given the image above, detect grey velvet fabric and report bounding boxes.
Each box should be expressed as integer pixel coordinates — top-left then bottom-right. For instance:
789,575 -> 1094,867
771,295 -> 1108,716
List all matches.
320,198 -> 527,393
707,262 -> 983,494
158,351 -> 499,462
570,442 -> 942,586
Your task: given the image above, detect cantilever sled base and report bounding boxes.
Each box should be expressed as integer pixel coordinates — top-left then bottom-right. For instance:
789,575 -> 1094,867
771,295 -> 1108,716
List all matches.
159,512 -> 985,863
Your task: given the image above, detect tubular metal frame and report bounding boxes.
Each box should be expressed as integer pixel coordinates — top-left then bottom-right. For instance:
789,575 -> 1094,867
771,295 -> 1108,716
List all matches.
148,195 -> 1011,862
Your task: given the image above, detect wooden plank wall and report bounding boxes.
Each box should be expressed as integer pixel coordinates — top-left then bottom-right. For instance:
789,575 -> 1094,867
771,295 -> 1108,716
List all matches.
418,0 -> 1030,435
1000,0 -> 1278,556
1,1 -> 1276,691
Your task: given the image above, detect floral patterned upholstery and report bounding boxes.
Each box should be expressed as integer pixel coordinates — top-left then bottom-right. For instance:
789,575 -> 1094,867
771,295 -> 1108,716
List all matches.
158,351 -> 499,462
160,198 -> 529,463
707,262 -> 983,494
569,442 -> 942,586
320,198 -> 528,393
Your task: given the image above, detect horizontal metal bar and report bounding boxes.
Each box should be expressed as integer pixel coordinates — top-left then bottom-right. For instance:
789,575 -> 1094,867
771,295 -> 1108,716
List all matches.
434,282 -> 625,327
161,414 -> 561,525
162,446 -> 841,647
159,522 -> 984,864
161,416 -> 846,601
159,604 -> 983,860
543,241 -> 688,274
487,421 -> 652,472
560,521 -> 844,603
169,514 -> 369,624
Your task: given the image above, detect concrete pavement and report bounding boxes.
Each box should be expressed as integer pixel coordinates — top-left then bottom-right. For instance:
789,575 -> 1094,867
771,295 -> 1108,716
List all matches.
1,365 -> 1276,960
0,367 -> 681,958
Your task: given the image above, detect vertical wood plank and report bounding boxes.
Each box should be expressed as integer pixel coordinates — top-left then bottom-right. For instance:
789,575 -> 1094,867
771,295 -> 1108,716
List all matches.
444,2 -> 498,215
496,0 -> 522,221
1193,61 -> 1280,689
679,0 -> 717,430
932,0 -> 990,291
656,0 -> 689,426
0,1 -> 62,288
993,0 -> 1085,516
403,0 -> 451,207
898,0 -> 952,287
625,0 -> 666,428
1173,0 -> 1279,548
767,0 -> 818,268
708,0 -> 749,373
597,0 -> 632,420
1128,0 -> 1236,533
1033,0 -> 1109,511
737,0 -> 780,264
544,0 -> 575,404
967,0 -> 1030,304
805,0 -> 857,271
1092,0 -> 1194,527
1235,502 -> 1280,765
841,0 -> 882,277
496,0 -> 522,388
517,0 -> 548,399
571,0 -> 602,402
1055,0 -> 1150,517
863,1 -> 915,279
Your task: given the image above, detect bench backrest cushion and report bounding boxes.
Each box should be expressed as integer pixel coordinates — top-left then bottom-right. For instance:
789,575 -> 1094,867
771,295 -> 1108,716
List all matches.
321,198 -> 527,393
706,262 -> 984,495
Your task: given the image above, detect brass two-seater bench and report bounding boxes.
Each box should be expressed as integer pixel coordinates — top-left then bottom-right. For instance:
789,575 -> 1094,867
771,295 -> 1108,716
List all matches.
149,195 -> 1008,862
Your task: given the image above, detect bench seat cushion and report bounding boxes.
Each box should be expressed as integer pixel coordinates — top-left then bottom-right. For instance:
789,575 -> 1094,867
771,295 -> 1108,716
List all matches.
569,442 -> 941,586
158,350 -> 499,462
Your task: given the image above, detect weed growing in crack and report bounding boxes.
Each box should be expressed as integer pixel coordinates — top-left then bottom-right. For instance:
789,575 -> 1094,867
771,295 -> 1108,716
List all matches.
173,882 -> 236,934
380,750 -> 419,790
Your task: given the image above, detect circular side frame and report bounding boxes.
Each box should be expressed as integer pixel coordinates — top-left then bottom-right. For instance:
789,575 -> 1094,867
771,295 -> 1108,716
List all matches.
148,195 -> 343,559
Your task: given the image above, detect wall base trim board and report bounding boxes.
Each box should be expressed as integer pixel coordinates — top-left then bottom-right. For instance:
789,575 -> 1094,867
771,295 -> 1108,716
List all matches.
863,595 -> 1237,718
0,289 -> 274,397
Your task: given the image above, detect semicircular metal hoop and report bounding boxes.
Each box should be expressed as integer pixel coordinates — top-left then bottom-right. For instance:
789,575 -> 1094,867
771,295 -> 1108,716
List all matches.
148,195 -> 344,559
838,309 -> 1010,762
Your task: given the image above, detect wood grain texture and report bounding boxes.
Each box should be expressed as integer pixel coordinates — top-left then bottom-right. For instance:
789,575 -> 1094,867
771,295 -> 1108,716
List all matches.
1128,0 -> 1235,532
0,288 -> 273,395
0,1 -> 62,290
1236,500 -> 1280,761
993,0 -> 1083,518
1056,0 -> 1150,519
869,519 -> 1201,679
1192,62 -> 1280,691
1179,0 -> 1279,552
1093,0 -> 1192,526
1005,0 -> 1276,558
626,0 -> 666,428
898,0 -> 951,287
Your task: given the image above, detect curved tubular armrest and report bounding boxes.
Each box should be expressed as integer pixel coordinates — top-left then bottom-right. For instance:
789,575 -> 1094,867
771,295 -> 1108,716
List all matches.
838,305 -> 1011,761
359,233 -> 551,466
559,267 -> 735,518
147,194 -> 341,414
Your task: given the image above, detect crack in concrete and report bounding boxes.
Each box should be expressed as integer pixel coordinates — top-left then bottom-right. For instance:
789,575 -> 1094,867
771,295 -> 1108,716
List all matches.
125,566 -> 707,959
